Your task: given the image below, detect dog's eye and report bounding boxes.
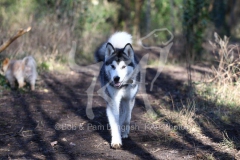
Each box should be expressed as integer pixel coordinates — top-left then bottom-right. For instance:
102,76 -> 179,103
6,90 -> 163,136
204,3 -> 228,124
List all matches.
121,66 -> 126,69
111,65 -> 115,69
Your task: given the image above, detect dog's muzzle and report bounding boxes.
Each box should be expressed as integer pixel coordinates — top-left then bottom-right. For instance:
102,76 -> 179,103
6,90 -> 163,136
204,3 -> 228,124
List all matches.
113,76 -> 121,87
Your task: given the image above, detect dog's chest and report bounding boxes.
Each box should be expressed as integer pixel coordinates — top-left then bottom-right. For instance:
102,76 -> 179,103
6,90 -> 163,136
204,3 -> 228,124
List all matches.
108,85 -> 138,100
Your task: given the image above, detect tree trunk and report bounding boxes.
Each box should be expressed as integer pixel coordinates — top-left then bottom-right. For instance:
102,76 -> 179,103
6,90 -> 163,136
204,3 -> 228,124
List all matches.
133,0 -> 143,41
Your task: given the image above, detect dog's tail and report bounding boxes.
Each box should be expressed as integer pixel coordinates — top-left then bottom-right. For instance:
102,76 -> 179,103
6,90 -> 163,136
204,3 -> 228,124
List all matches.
23,56 -> 36,68
94,32 -> 132,62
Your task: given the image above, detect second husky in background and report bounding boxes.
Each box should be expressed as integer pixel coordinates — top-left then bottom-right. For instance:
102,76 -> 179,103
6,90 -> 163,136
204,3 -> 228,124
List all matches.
95,32 -> 140,149
1,56 -> 37,90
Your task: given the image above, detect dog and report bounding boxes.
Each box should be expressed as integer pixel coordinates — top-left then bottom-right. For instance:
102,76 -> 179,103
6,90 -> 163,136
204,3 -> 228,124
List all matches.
95,32 -> 140,149
1,56 -> 37,90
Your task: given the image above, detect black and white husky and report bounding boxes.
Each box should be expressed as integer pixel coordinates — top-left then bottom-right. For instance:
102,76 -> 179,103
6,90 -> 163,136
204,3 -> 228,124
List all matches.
95,32 -> 140,149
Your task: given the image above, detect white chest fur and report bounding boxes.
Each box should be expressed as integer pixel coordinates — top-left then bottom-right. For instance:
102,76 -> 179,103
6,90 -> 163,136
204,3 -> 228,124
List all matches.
107,85 -> 138,101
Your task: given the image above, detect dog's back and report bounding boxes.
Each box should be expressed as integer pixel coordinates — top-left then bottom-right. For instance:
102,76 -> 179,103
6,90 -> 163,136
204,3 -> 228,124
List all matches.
3,59 -> 22,82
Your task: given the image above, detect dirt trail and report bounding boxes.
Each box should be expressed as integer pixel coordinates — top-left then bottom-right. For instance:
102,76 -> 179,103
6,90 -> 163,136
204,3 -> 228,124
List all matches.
0,64 -> 238,160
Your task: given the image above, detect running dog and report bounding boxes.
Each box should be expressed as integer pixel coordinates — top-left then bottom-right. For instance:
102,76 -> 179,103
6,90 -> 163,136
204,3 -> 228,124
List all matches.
95,32 -> 140,149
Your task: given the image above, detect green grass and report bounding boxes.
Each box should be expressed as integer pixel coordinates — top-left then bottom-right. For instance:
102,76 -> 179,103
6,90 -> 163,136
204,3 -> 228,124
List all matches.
0,74 -> 6,86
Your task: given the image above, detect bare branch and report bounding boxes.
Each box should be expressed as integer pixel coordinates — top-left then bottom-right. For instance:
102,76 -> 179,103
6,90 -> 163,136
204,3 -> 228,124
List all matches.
0,27 -> 31,53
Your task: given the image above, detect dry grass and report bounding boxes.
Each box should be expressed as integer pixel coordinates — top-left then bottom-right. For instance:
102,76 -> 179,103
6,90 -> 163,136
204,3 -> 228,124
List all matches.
0,0 -> 119,72
209,32 -> 240,85
141,32 -> 240,158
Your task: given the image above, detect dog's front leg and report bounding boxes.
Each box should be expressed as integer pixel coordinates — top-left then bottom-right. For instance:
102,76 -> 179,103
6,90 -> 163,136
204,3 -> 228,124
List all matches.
121,98 -> 135,138
106,102 -> 122,149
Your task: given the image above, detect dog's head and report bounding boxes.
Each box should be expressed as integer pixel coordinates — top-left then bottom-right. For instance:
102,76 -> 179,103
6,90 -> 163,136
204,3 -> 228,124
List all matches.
1,58 -> 10,74
104,43 -> 135,88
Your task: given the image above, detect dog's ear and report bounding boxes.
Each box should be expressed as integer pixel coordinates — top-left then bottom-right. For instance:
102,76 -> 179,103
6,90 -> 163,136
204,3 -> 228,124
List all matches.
105,43 -> 115,60
3,58 -> 9,65
123,43 -> 134,60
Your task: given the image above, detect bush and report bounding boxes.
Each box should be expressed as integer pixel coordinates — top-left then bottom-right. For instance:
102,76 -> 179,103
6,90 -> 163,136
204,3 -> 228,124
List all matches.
209,32 -> 240,85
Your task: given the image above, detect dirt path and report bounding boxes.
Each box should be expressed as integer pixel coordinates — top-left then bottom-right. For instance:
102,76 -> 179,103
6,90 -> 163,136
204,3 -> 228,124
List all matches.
0,65 -> 239,160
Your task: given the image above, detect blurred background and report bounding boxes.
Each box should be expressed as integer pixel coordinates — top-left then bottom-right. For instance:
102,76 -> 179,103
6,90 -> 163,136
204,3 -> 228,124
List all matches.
0,1 -> 240,158
0,0 -> 239,68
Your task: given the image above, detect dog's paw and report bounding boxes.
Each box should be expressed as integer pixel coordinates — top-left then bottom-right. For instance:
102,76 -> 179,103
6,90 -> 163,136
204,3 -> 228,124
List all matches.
111,138 -> 122,149
111,143 -> 122,149
121,133 -> 128,139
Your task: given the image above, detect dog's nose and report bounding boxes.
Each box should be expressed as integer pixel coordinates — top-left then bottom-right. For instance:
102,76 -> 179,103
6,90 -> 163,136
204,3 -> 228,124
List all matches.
113,76 -> 120,83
